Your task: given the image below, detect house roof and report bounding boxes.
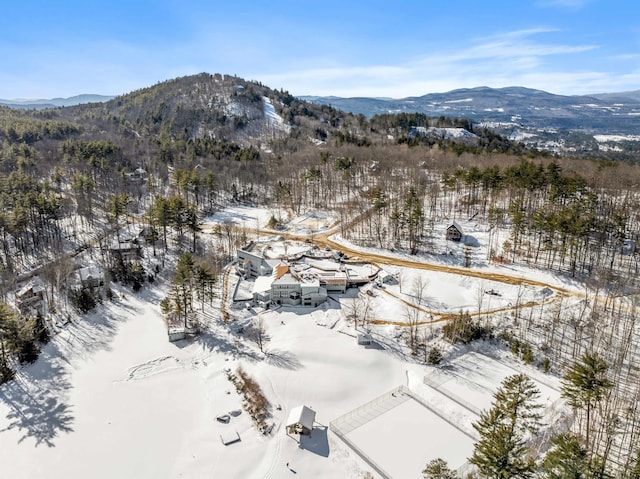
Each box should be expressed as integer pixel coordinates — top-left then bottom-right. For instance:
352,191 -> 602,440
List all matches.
252,275 -> 274,295
78,266 -> 104,282
286,405 -> 316,430
447,221 -> 463,234
16,277 -> 45,298
274,264 -> 290,280
264,259 -> 282,269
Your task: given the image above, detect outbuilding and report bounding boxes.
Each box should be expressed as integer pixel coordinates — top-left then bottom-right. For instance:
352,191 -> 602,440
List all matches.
446,221 -> 464,242
286,405 -> 316,437
168,327 -> 186,342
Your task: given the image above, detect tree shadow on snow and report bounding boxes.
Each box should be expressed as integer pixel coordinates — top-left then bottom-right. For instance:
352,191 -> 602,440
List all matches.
0,289 -> 155,448
463,235 -> 480,247
264,349 -> 303,370
363,340 -> 385,350
193,327 -> 262,363
0,355 -> 74,447
367,331 -> 422,364
299,425 -> 330,457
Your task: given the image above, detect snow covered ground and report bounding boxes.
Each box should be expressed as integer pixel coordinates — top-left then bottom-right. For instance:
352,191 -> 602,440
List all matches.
263,96 -> 291,134
0,288 -> 566,478
0,205 -> 582,479
0,282 -> 415,478
345,397 -> 474,477
203,205 -> 335,235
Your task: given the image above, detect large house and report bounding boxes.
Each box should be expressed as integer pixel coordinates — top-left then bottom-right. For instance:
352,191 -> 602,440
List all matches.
237,246 -> 354,307
75,266 -> 105,290
251,263 -> 328,307
106,225 -> 145,262
237,248 -> 281,279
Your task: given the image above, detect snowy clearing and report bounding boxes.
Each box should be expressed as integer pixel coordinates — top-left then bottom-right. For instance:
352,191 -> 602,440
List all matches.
0,205 -> 581,479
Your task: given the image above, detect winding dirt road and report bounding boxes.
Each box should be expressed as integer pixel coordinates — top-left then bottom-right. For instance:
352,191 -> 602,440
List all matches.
206,220 -> 581,326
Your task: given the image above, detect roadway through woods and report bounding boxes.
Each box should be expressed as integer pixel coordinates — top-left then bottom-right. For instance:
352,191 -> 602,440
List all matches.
279,229 -> 579,323
204,222 -> 580,326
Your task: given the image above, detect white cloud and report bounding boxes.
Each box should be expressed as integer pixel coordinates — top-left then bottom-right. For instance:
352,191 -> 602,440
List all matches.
258,28 -> 610,97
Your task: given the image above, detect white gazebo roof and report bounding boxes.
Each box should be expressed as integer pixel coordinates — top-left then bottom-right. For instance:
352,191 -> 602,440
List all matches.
286,405 -> 316,431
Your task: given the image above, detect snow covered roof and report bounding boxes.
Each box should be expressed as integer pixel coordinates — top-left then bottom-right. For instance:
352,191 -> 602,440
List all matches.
78,266 -> 104,282
264,259 -> 282,268
378,270 -> 391,280
16,277 -> 45,298
286,405 -> 316,431
252,276 -> 274,295
448,221 -> 463,234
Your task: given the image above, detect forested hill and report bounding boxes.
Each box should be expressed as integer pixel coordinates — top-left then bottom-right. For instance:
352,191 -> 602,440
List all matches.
6,73 -> 640,476
0,72 -> 549,180
62,74 -> 288,143
0,72 -> 353,179
302,86 -> 640,155
1,71 -> 639,278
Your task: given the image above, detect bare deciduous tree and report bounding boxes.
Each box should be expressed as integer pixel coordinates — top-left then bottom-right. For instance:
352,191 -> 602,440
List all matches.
247,316 -> 269,353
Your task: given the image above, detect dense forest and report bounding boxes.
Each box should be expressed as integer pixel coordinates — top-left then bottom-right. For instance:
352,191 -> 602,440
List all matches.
2,72 -> 640,476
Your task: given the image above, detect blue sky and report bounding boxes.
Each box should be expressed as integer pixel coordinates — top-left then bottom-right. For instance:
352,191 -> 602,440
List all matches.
1,0 -> 639,99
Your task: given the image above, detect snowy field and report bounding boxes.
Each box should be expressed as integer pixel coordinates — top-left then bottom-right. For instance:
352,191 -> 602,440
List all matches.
203,205 -> 335,235
425,351 -> 561,415
0,206 -> 583,479
332,386 -> 476,478
369,265 -> 554,321
0,292 -> 565,479
345,397 -> 474,477
0,285 -> 419,479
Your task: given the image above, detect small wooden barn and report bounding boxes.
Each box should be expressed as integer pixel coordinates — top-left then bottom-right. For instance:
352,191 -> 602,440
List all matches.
286,405 -> 316,436
446,221 -> 464,242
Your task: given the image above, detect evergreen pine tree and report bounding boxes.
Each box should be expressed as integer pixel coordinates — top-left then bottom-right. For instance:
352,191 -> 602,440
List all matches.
0,302 -> 19,383
561,352 -> 613,451
470,374 -> 542,479
542,433 -> 588,479
423,457 -> 457,479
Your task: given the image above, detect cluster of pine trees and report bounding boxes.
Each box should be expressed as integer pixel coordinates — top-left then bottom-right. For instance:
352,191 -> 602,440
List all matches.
425,353 -> 622,479
2,74 -> 640,473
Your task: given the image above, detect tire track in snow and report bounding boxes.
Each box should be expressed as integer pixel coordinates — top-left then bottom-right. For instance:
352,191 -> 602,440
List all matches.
260,370 -> 291,479
118,355 -> 209,382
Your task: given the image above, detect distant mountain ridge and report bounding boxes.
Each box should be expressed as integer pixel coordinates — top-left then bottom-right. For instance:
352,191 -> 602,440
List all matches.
3,77 -> 640,154
301,86 -> 640,153
0,94 -> 114,109
301,86 -> 640,132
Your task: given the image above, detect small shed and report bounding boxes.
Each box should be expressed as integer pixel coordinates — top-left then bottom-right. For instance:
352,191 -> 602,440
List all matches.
376,270 -> 396,285
286,405 -> 316,436
357,333 -> 373,346
446,221 -> 464,242
168,327 -> 186,342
